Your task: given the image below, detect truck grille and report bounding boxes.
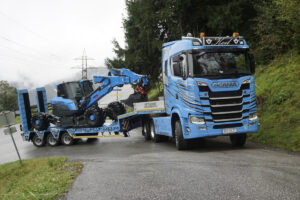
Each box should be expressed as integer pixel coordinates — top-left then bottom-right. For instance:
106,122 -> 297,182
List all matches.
199,83 -> 250,123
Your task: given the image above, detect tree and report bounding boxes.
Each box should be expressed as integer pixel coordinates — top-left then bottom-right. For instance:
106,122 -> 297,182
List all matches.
0,80 -> 18,112
106,0 -> 259,79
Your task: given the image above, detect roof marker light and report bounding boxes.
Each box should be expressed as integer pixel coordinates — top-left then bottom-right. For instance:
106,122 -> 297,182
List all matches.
200,32 -> 205,38
233,32 -> 239,37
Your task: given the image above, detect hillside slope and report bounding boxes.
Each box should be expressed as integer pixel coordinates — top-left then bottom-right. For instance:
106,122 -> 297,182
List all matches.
249,52 -> 300,151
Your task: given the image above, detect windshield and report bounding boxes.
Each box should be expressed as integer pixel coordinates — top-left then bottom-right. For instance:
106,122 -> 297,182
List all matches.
66,82 -> 83,99
192,52 -> 251,77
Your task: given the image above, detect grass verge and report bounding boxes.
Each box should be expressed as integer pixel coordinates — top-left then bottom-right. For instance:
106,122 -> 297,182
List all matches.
0,157 -> 83,200
248,51 -> 300,151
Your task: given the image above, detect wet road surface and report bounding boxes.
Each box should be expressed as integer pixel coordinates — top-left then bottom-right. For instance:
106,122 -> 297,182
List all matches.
1,127 -> 300,200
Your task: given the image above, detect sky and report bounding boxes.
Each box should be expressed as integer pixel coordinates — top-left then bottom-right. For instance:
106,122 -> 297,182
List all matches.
0,0 -> 126,88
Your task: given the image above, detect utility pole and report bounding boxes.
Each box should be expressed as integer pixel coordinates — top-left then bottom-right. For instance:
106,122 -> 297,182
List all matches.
72,49 -> 96,79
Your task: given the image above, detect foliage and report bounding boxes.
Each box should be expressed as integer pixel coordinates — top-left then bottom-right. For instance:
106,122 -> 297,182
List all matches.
106,0 -> 257,82
249,52 -> 300,151
0,80 -> 18,112
0,157 -> 83,200
253,0 -> 300,64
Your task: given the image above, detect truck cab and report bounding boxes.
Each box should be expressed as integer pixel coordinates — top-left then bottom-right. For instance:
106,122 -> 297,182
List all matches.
158,33 -> 258,149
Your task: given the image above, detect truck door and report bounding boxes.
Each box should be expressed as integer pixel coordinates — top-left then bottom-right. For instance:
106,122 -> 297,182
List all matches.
168,53 -> 188,107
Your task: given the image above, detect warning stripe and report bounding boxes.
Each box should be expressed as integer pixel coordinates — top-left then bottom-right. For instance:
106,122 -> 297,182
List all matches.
123,120 -> 130,130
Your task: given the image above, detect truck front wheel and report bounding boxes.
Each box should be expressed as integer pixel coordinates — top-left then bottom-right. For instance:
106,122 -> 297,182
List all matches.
230,134 -> 247,147
174,120 -> 189,150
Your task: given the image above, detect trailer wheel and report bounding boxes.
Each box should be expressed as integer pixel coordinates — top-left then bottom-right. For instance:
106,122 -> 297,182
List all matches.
46,133 -> 60,146
61,132 -> 74,146
32,134 -> 45,147
230,134 -> 247,147
84,106 -> 105,127
32,113 -> 49,131
174,120 -> 189,150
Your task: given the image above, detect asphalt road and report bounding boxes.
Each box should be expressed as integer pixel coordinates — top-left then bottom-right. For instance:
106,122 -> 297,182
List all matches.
1,127 -> 300,200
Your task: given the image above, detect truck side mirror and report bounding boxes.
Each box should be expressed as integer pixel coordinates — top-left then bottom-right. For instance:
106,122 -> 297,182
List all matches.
173,63 -> 182,77
249,54 -> 255,74
173,55 -> 183,62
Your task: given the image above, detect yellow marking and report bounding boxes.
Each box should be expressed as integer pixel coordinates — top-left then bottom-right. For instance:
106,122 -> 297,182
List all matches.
118,112 -> 137,119
136,108 -> 165,112
73,135 -> 123,139
114,95 -> 120,96
117,108 -> 164,119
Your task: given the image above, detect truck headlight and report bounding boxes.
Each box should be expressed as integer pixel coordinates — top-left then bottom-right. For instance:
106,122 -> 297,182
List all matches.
197,81 -> 207,86
242,78 -> 251,84
190,117 -> 205,124
249,113 -> 257,121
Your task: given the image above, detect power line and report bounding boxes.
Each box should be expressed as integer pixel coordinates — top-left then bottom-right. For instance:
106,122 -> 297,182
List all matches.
72,49 -> 97,79
0,43 -> 58,67
0,9 -> 64,58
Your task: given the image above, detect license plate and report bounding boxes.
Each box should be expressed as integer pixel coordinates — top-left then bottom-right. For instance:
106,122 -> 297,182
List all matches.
223,128 -> 237,134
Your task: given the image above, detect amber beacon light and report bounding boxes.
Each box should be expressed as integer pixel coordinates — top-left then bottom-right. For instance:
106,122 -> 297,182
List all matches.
233,32 -> 239,37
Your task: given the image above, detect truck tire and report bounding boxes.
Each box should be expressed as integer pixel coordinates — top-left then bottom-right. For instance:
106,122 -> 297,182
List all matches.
84,106 -> 105,127
230,134 -> 247,147
143,119 -> 151,141
107,101 -> 126,116
61,132 -> 74,146
149,120 -> 168,142
46,133 -> 60,146
174,120 -> 189,150
32,134 -> 45,147
32,113 -> 49,131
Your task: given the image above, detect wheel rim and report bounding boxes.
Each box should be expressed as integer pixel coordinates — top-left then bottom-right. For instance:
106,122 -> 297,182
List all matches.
48,135 -> 57,145
63,134 -> 72,145
150,122 -> 155,139
34,136 -> 43,146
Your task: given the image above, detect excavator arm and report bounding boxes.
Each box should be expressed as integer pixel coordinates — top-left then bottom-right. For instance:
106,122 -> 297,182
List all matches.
79,68 -> 149,110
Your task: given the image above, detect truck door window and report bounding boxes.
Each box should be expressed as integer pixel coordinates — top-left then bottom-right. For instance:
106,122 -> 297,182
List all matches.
172,54 -> 187,78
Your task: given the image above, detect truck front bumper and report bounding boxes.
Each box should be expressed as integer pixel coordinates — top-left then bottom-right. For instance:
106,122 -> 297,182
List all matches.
183,118 -> 258,139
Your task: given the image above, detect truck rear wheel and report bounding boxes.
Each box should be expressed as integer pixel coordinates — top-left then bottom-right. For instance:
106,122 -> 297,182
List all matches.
230,134 -> 247,147
46,133 -> 60,146
61,132 -> 74,146
32,134 -> 45,147
149,120 -> 168,143
174,120 -> 189,150
143,119 -> 151,141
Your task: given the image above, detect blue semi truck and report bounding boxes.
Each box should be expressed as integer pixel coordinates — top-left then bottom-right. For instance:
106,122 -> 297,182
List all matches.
18,33 -> 258,150
142,33 -> 258,149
